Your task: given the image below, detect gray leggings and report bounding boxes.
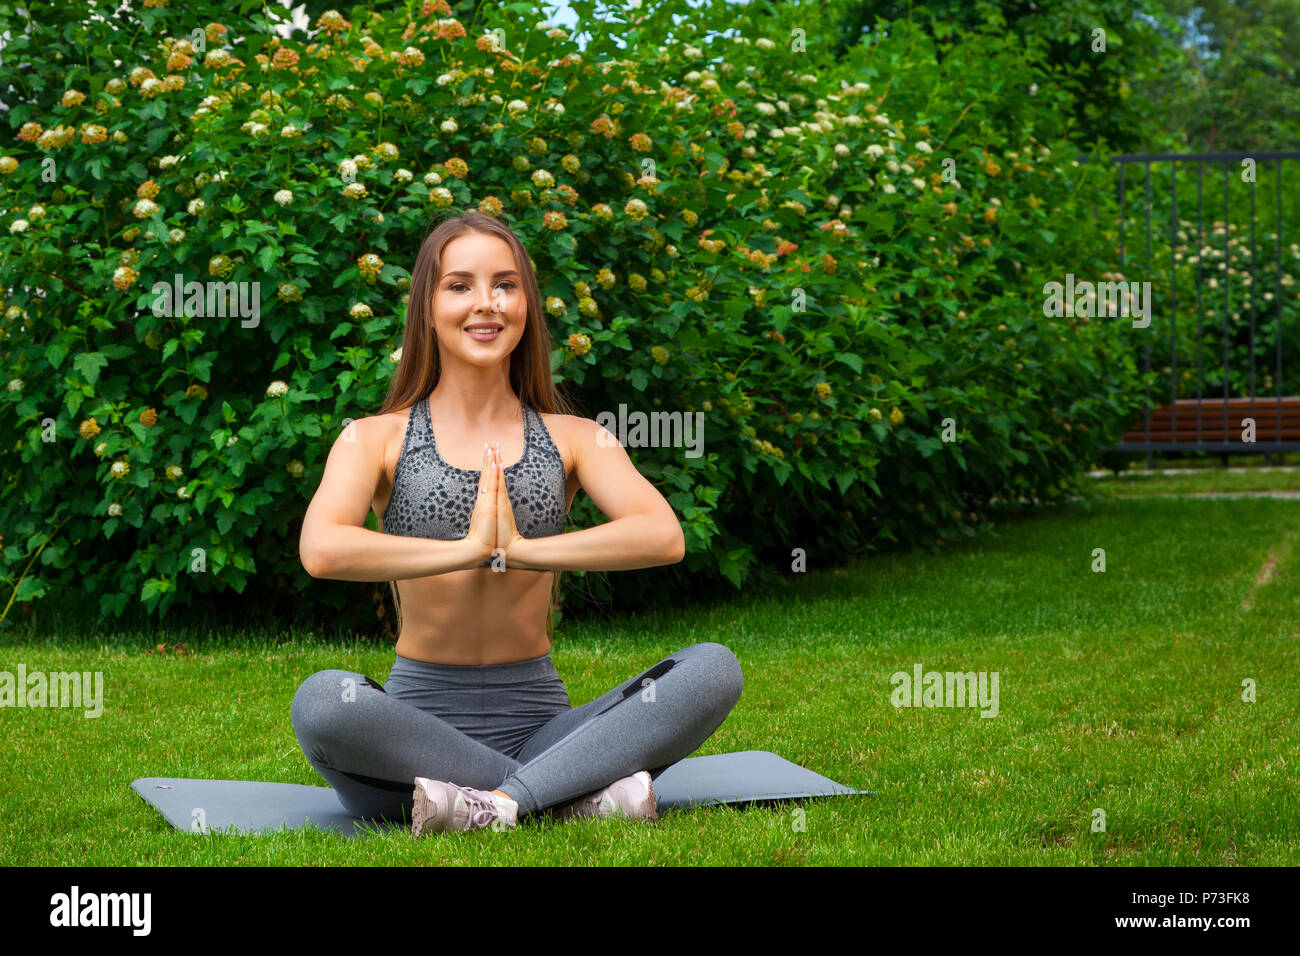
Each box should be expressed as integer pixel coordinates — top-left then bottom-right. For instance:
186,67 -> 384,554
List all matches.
290,642 -> 744,820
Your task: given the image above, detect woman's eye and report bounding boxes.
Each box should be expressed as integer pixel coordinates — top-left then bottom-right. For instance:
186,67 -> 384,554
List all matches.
450,281 -> 516,292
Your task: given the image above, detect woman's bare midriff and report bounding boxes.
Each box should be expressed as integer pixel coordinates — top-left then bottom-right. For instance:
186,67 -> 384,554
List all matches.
370,403 -> 578,666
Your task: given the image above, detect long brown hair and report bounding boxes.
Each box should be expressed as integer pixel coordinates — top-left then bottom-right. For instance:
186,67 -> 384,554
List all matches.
377,211 -> 580,645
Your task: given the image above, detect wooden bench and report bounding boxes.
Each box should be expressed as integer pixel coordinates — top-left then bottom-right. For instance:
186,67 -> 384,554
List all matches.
1121,396 -> 1300,443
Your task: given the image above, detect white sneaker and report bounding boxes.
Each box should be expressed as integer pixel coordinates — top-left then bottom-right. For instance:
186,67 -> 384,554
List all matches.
550,771 -> 658,822
411,778 -> 519,836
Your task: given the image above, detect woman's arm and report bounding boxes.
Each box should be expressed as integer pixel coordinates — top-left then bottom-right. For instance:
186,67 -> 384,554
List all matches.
299,416 -> 489,581
506,418 -> 686,572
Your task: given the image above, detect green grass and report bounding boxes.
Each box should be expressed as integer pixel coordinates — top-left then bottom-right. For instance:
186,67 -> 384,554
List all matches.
1102,451 -> 1300,472
1087,466 -> 1300,498
3,494 -> 1299,865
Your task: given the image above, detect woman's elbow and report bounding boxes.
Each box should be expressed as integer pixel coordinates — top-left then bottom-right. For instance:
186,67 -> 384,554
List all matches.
661,523 -> 686,563
299,532 -> 331,579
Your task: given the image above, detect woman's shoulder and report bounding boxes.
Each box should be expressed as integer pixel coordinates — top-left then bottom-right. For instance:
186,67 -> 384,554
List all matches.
538,409 -> 608,444
337,406 -> 416,480
535,410 -> 597,478
355,404 -> 416,439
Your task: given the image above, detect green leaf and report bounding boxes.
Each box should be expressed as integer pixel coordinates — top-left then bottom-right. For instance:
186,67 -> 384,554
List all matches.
145,125 -> 169,154
190,351 -> 216,382
16,575 -> 47,601
72,351 -> 108,385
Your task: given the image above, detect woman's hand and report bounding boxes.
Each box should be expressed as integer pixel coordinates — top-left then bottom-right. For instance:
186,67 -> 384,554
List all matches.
492,443 -> 526,564
465,443 -> 499,562
465,443 -> 525,567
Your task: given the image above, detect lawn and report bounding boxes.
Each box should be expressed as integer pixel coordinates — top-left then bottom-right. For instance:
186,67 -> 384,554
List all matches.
2,487 -> 1297,865
1087,467 -> 1300,498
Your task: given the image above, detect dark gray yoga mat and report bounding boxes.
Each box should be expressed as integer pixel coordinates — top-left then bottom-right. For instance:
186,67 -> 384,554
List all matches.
132,750 -> 869,837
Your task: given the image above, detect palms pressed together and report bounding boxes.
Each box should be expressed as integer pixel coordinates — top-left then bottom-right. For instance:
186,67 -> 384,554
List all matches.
469,442 -> 528,567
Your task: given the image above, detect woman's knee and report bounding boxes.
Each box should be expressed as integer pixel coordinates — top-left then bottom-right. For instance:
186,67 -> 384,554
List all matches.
290,669 -> 372,742
682,642 -> 744,707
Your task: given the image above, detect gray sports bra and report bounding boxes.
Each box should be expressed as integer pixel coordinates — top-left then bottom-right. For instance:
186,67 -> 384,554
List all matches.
381,396 -> 567,566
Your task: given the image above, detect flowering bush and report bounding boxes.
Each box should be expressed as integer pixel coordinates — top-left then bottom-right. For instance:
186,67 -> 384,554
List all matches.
0,1 -> 1147,628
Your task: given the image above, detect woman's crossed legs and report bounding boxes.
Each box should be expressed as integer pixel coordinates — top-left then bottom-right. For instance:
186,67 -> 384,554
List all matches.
289,642 -> 744,822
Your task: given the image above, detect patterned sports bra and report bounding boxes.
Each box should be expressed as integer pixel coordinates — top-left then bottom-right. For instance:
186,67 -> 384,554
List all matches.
381,395 -> 567,566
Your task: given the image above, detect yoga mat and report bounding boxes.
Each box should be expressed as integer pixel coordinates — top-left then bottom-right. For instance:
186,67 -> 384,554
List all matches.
132,750 -> 869,837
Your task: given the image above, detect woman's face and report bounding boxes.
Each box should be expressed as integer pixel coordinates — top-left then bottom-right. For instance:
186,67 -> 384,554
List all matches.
430,231 -> 527,365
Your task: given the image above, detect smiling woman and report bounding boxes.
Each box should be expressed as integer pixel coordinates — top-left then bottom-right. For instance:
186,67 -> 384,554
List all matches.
289,211 -> 744,834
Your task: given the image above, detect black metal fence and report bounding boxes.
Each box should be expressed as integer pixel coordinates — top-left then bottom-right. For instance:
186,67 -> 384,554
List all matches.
1088,150 -> 1300,467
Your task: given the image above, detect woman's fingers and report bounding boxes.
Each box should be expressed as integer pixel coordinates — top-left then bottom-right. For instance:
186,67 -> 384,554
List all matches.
491,444 -> 505,562
495,445 -> 504,533
465,442 -> 496,559
494,442 -> 525,558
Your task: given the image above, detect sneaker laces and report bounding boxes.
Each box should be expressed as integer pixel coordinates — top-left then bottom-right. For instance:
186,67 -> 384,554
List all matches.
458,786 -> 505,829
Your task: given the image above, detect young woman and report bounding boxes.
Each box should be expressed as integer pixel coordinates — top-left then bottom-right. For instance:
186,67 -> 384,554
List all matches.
291,213 -> 744,834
